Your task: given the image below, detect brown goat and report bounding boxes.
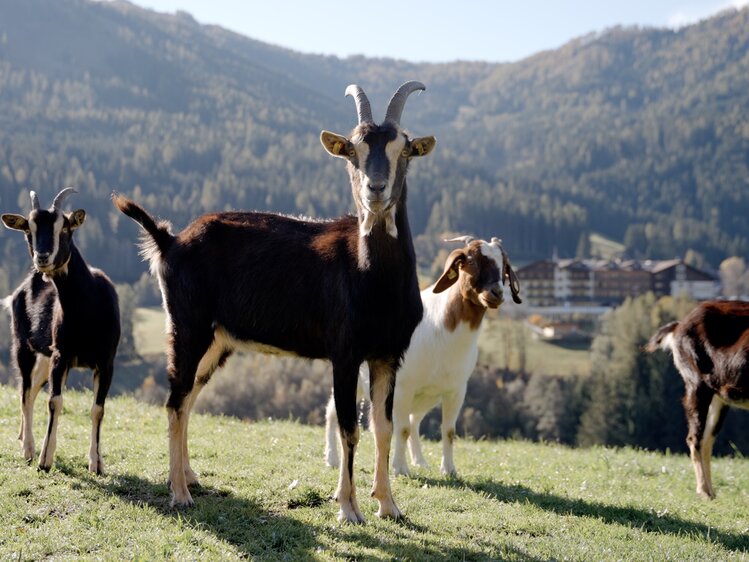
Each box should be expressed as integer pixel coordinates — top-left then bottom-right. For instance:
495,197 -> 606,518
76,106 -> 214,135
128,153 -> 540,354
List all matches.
647,301 -> 749,498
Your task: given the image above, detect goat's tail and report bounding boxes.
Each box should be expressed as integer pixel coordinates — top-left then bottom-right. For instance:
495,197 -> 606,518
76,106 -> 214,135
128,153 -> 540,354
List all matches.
645,321 -> 679,353
112,193 -> 174,261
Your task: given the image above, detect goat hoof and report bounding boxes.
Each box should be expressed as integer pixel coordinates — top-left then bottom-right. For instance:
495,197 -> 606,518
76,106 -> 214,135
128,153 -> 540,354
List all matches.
376,501 -> 403,520
89,459 -> 105,475
37,463 -> 51,473
171,496 -> 195,509
391,463 -> 410,477
337,507 -> 365,524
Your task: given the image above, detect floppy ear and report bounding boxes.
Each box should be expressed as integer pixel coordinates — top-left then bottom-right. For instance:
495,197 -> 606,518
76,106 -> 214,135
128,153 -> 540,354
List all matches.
320,131 -> 354,159
68,209 -> 86,230
504,260 -> 522,304
409,136 -> 436,158
2,214 -> 29,232
433,248 -> 466,293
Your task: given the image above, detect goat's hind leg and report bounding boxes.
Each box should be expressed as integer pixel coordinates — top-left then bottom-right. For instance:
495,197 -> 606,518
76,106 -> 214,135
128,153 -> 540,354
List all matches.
333,362 -> 365,523
439,389 -> 467,476
166,328 -> 214,507
700,395 -> 728,499
88,362 -> 113,475
369,359 -> 402,520
324,390 -> 340,468
181,345 -> 230,487
683,382 -> 715,498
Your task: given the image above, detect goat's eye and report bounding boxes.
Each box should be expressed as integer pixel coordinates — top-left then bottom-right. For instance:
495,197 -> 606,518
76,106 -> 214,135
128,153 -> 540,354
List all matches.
401,148 -> 410,158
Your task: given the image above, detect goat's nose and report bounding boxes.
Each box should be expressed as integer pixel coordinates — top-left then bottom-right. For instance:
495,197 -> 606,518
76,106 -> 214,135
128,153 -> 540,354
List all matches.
368,181 -> 386,194
36,252 -> 50,263
490,286 -> 503,302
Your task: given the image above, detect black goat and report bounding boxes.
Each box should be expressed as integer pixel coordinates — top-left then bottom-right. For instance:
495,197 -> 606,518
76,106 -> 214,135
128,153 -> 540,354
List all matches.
2,189 -> 120,474
647,301 -> 749,498
114,81 -> 435,522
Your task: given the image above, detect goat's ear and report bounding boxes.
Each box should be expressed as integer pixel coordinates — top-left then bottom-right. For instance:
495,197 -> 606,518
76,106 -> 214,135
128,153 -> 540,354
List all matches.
504,261 -> 522,304
68,209 -> 86,230
320,131 -> 354,159
433,248 -> 466,293
409,136 -> 436,158
1,213 -> 29,232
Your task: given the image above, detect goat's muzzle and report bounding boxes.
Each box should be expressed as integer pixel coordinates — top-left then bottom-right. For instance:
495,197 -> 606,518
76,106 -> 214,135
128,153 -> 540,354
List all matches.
480,286 -> 504,309
34,254 -> 53,272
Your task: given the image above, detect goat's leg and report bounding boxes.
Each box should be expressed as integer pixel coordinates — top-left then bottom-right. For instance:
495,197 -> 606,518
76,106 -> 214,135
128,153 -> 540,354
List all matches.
683,382 -> 715,499
38,352 -> 67,472
407,411 -> 428,469
18,350 -> 47,462
391,387 -> 415,476
700,394 -> 728,499
440,389 -> 467,476
88,361 -> 113,475
324,390 -> 340,468
333,361 -> 364,523
181,343 -> 230,486
368,359 -> 402,520
166,328 -> 213,508
406,395 -> 440,470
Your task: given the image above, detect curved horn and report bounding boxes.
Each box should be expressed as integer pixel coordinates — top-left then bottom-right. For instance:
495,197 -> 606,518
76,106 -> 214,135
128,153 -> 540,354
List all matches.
30,191 -> 40,211
384,80 -> 426,125
444,235 -> 475,246
51,187 -> 77,211
345,84 -> 374,124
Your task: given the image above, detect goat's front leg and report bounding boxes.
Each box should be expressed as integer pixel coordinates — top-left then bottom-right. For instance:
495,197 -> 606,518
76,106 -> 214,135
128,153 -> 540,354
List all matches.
88,363 -> 113,475
683,382 -> 715,499
369,360 -> 402,520
19,352 -> 49,463
440,389 -> 466,476
38,352 -> 67,472
333,362 -> 364,523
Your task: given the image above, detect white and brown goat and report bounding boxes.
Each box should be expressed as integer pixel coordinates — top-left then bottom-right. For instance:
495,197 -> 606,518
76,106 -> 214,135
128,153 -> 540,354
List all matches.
2,189 -> 120,474
325,236 -> 521,476
115,81 -> 435,523
647,301 -> 749,499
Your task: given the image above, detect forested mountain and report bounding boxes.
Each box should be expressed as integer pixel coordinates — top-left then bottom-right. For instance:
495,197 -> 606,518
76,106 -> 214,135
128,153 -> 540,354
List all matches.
1,0 -> 749,292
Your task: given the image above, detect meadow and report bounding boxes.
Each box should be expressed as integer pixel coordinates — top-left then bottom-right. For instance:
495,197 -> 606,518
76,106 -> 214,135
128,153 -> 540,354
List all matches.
134,306 -> 593,378
1,386 -> 747,561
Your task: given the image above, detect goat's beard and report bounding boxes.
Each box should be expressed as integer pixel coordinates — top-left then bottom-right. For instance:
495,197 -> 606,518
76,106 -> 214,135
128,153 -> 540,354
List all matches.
358,206 -> 397,239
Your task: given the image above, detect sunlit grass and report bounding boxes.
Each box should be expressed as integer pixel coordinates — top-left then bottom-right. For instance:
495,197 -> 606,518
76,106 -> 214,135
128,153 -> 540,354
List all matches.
1,385 -> 747,560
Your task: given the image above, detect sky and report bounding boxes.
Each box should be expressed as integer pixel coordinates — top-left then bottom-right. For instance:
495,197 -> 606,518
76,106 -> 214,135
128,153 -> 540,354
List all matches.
123,0 -> 748,63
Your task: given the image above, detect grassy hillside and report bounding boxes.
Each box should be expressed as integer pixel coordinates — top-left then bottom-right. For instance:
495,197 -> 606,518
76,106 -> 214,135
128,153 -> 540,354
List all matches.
1,385 -> 747,560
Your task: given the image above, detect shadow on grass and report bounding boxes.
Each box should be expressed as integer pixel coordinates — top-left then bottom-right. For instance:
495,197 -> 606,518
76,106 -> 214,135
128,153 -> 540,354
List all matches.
57,460 -> 520,561
414,474 -> 749,552
56,460 -> 321,560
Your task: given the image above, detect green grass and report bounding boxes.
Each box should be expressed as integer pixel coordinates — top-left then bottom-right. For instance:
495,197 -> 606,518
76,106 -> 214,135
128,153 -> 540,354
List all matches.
589,233 -> 626,260
1,385 -> 748,560
133,307 -> 168,357
479,314 -> 592,377
134,307 -> 592,377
